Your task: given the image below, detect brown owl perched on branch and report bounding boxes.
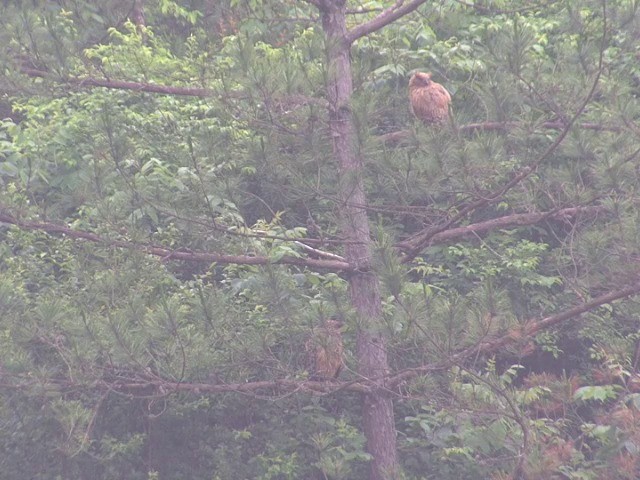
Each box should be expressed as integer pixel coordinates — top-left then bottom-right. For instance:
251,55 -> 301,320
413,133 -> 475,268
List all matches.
306,319 -> 344,380
409,72 -> 451,125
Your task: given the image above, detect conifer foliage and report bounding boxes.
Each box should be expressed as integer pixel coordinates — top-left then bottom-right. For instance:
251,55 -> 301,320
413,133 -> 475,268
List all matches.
1,1 -> 640,479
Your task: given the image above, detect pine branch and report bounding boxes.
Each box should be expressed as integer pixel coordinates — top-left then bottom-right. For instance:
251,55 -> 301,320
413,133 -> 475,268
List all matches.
451,0 -> 559,15
20,70 -> 619,137
397,205 -> 607,253
3,276 -> 638,397
460,121 -> 622,133
387,279 -> 640,388
0,210 -> 351,271
378,119 -> 623,144
20,67 -> 213,97
346,0 -> 428,44
0,372 -> 372,396
18,67 -> 329,110
401,46 -> 607,261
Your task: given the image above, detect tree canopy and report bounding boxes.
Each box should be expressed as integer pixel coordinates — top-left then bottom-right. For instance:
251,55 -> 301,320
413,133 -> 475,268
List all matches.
2,1 -> 640,479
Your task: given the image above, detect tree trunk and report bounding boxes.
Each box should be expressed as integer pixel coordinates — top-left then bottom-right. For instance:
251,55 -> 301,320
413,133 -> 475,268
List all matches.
320,3 -> 398,479
132,0 -> 146,30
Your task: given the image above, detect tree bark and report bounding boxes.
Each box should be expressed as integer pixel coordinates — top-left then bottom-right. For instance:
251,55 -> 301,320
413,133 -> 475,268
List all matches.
132,0 -> 146,30
320,2 -> 398,479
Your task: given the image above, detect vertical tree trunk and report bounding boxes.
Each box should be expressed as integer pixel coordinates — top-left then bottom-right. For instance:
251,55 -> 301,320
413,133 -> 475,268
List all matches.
132,0 -> 146,30
320,3 -> 398,479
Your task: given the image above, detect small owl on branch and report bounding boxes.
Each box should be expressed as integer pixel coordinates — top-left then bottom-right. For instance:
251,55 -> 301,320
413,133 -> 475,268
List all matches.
306,319 -> 344,380
409,72 -> 451,125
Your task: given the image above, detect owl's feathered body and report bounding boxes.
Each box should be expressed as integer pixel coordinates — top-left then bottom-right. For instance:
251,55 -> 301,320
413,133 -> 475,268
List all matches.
306,320 -> 343,380
409,72 -> 451,125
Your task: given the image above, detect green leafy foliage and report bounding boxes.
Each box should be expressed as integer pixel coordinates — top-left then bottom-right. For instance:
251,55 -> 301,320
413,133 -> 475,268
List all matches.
1,0 -> 640,478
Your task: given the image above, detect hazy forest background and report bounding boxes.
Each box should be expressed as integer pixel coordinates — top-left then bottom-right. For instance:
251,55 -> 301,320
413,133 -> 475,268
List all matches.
1,1 -> 640,479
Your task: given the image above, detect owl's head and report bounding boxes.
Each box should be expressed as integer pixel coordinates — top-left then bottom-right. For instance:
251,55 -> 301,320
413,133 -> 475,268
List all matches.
409,72 -> 433,88
325,319 -> 344,330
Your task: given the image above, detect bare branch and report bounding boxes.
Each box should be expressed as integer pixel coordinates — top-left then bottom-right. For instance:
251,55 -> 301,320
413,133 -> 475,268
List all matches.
0,210 -> 351,271
388,279 -> 640,387
18,67 -> 329,113
20,67 -> 213,97
346,7 -> 384,15
451,0 -> 560,15
460,120 -> 622,133
303,0 -> 328,9
346,0 -> 428,44
397,205 -> 607,253
294,240 -> 347,261
0,372 -> 371,396
378,120 -> 623,145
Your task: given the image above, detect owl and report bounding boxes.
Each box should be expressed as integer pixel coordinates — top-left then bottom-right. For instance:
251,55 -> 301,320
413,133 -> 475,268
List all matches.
408,72 -> 451,125
306,319 -> 343,380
